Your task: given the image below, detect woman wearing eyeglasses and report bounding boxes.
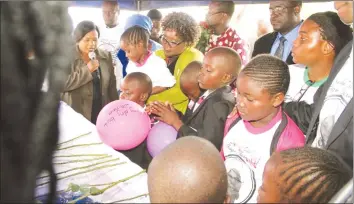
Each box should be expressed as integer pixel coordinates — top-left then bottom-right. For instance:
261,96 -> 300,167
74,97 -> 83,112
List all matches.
284,11 -> 352,104
147,12 -> 204,114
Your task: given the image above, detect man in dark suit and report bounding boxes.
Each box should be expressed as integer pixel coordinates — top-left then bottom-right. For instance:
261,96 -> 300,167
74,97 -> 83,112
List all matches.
252,1 -> 303,64
284,1 -> 353,168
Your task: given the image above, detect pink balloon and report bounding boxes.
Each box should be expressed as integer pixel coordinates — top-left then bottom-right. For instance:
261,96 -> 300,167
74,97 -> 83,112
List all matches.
96,100 -> 151,150
147,121 -> 177,157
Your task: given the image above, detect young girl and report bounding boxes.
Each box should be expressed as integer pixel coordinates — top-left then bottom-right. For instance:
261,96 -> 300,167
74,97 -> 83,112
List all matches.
258,147 -> 352,203
221,54 -> 305,203
120,26 -> 176,95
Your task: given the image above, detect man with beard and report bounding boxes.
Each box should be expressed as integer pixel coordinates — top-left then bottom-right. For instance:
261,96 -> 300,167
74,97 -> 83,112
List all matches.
198,1 -> 248,65
252,1 -> 302,65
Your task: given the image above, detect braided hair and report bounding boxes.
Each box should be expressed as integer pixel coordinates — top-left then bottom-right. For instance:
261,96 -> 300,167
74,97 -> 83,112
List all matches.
161,12 -> 200,47
120,25 -> 150,48
307,11 -> 353,55
241,54 -> 290,95
277,147 -> 352,203
1,1 -> 73,202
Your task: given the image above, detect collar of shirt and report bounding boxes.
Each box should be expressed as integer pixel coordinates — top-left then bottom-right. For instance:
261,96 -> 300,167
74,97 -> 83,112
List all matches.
134,51 -> 152,67
271,21 -> 303,61
303,67 -> 328,87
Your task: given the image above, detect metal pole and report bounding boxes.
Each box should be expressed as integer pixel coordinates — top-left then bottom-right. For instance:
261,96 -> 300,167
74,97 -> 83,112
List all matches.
136,0 -> 141,13
328,178 -> 353,203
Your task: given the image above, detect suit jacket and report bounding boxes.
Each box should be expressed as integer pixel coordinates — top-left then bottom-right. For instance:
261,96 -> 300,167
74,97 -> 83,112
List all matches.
178,86 -> 235,150
284,40 -> 353,168
61,48 -> 118,121
252,32 -> 294,65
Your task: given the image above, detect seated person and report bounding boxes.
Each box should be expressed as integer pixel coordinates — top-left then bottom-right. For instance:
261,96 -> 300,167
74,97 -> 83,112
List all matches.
221,54 -> 305,203
120,72 -> 152,107
285,11 -> 353,104
119,72 -> 153,166
148,136 -> 230,203
258,147 -> 352,203
149,47 -> 241,150
179,61 -> 205,118
120,26 -> 176,95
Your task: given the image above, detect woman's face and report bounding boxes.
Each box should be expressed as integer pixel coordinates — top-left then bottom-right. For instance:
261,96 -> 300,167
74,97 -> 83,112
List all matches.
292,20 -> 333,66
160,29 -> 186,57
78,30 -> 98,55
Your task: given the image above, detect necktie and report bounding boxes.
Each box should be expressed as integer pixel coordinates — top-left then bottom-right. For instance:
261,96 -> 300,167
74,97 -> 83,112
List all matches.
197,96 -> 205,105
274,36 -> 286,60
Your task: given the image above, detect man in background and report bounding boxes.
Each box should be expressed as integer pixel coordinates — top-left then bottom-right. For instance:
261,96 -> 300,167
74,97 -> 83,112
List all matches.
147,9 -> 163,44
252,0 -> 303,65
200,1 -> 249,65
99,0 -> 124,92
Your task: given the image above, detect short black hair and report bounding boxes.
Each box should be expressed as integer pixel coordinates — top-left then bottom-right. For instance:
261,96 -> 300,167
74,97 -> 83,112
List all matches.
147,9 -> 162,21
161,12 -> 200,46
277,147 -> 352,203
148,136 -> 228,203
307,11 -> 353,55
211,1 -> 235,17
120,25 -> 149,48
124,72 -> 153,97
73,21 -> 100,43
241,54 -> 290,95
181,61 -> 202,80
289,0 -> 302,8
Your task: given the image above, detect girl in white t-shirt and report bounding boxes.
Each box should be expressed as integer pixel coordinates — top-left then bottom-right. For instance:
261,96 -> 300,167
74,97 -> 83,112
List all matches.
286,12 -> 353,104
221,55 -> 305,203
120,26 -> 176,95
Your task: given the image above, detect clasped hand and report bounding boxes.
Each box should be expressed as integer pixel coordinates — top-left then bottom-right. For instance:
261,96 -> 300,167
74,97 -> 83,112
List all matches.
146,101 -> 183,130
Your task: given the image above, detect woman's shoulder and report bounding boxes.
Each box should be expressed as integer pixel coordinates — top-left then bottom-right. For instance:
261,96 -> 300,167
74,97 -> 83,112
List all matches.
96,48 -> 111,60
180,47 -> 204,60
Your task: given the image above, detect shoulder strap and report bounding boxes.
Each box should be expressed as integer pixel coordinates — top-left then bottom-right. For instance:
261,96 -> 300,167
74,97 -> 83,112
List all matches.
226,114 -> 242,134
269,111 -> 288,155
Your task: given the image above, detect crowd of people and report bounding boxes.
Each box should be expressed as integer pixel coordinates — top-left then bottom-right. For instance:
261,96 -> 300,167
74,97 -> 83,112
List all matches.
2,0 -> 353,203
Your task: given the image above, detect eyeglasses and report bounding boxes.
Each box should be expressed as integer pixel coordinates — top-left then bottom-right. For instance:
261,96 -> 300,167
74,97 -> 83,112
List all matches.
269,6 -> 294,15
206,11 -> 225,17
290,80 -> 314,102
160,35 -> 184,48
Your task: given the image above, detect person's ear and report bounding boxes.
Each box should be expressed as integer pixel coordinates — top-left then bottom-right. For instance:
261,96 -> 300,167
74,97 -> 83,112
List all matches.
322,41 -> 335,55
224,194 -> 231,204
271,92 -> 284,107
294,5 -> 301,15
222,74 -> 232,84
140,93 -> 149,103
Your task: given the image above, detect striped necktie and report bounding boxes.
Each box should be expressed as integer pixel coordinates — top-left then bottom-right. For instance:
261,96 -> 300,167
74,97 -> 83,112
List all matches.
274,36 -> 286,60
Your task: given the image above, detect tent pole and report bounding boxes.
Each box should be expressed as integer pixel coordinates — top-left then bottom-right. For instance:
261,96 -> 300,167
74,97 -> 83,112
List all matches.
136,0 -> 141,13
